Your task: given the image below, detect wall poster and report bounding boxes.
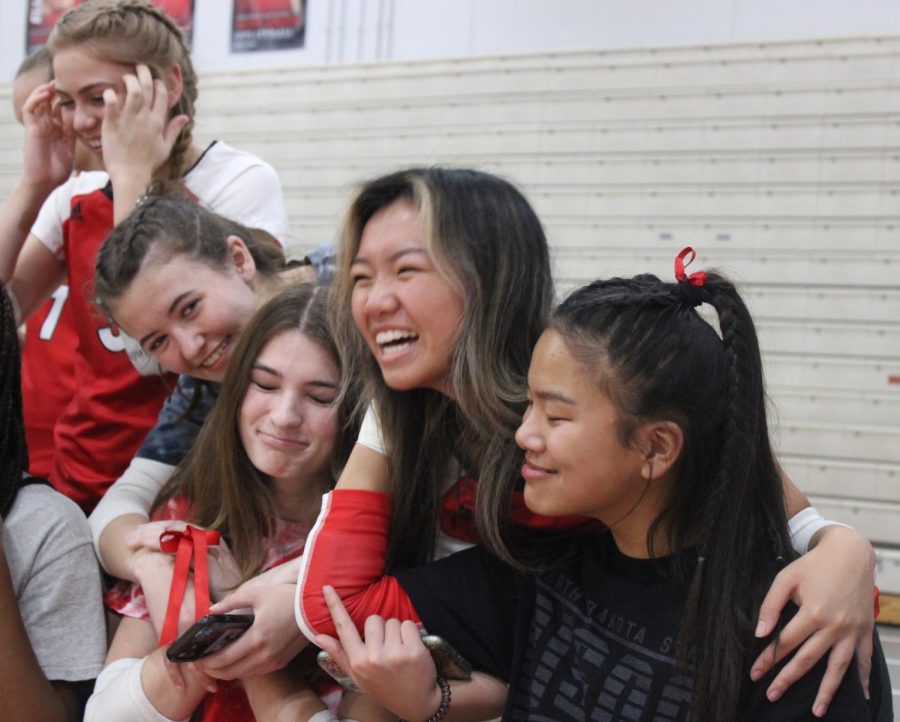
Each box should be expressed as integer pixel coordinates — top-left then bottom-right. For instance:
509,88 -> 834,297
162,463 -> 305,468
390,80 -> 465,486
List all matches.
232,0 -> 306,53
26,0 -> 194,54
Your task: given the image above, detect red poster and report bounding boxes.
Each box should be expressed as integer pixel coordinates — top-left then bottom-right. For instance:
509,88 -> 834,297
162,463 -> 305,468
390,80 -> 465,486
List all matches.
26,0 -> 195,54
232,0 -> 306,53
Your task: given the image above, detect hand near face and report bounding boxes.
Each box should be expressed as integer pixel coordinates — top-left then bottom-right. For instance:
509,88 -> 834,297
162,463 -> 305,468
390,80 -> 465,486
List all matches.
20,81 -> 75,190
101,64 -> 189,190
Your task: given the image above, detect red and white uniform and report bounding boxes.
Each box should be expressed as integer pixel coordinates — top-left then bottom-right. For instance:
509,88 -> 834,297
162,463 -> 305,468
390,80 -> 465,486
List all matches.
20,282 -> 77,479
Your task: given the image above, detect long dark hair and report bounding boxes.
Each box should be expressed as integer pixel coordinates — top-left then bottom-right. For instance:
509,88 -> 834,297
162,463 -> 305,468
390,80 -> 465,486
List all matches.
545,258 -> 793,720
332,167 -> 554,568
153,283 -> 360,583
0,283 -> 28,517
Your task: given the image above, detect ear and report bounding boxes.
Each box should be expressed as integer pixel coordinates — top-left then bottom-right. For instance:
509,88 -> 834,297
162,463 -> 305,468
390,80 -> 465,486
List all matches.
634,420 -> 684,481
163,62 -> 184,109
226,235 -> 257,284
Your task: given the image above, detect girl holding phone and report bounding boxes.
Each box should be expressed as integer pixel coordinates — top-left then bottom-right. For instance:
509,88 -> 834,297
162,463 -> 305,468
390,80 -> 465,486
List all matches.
85,283 -> 381,722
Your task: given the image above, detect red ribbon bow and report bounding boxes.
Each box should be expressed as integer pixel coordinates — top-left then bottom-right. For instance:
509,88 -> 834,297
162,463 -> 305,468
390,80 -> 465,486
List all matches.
674,247 -> 708,286
158,525 -> 221,647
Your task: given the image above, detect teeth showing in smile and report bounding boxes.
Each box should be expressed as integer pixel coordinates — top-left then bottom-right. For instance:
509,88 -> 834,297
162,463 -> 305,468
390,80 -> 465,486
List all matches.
201,338 -> 227,368
375,329 -> 418,356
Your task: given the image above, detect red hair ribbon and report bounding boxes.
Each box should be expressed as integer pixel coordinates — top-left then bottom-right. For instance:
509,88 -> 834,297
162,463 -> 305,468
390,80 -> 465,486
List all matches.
158,525 -> 221,647
674,247 -> 708,287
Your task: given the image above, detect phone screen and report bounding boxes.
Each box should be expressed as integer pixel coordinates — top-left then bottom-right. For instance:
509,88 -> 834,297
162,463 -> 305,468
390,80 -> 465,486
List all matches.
165,614 -> 255,663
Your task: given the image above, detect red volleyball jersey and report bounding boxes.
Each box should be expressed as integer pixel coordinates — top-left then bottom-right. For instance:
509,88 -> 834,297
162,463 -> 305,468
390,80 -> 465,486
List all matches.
52,183 -> 175,511
20,283 -> 78,479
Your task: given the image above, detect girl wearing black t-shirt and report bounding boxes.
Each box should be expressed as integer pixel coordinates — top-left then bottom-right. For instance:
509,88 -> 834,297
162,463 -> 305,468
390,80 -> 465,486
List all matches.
309,250 -> 891,722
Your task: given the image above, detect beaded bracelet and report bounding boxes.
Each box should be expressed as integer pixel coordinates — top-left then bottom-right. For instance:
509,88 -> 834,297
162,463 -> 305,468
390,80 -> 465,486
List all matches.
398,676 -> 451,722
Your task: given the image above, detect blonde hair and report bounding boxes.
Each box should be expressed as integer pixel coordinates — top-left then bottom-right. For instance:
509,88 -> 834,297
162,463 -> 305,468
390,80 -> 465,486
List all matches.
47,0 -> 197,193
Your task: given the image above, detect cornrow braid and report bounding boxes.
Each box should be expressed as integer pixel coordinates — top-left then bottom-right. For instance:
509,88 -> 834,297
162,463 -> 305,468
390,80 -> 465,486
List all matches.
0,284 -> 28,518
48,0 -> 198,193
550,263 -> 792,721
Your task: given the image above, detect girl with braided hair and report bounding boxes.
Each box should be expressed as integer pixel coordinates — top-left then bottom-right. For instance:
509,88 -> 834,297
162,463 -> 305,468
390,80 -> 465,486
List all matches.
0,281 -> 106,721
278,169 -> 878,719
305,249 -> 892,722
0,0 -> 294,512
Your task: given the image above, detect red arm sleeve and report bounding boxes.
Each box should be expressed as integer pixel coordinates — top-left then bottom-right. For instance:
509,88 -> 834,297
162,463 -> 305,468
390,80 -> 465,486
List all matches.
295,489 -> 421,640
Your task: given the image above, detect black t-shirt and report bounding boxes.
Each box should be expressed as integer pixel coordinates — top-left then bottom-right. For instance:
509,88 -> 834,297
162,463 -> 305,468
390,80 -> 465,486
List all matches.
394,535 -> 891,721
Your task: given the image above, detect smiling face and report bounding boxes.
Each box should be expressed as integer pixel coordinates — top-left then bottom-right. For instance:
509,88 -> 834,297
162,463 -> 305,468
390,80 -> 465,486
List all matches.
51,47 -> 131,161
109,239 -> 261,382
516,329 -> 669,551
51,45 -> 180,163
349,199 -> 465,397
238,330 -> 340,487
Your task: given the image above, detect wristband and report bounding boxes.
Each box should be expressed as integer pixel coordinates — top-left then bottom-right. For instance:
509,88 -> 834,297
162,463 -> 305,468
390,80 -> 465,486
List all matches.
399,676 -> 450,722
357,404 -> 386,455
787,506 -> 850,554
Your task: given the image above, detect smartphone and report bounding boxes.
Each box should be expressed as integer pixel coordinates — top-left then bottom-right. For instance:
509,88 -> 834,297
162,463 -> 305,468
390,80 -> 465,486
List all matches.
317,633 -> 472,691
165,613 -> 255,663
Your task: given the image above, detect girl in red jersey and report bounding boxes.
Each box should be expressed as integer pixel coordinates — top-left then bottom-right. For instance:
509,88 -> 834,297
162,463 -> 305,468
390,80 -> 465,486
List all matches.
0,0 -> 293,512
85,284 -> 385,722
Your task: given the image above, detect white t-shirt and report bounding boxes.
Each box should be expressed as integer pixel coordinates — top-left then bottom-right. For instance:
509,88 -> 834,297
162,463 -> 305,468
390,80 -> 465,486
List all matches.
31,140 -> 296,254
3,483 -> 106,682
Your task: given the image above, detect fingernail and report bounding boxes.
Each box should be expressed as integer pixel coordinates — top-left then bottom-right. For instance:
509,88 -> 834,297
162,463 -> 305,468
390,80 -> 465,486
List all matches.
755,620 -> 768,637
767,687 -> 782,702
749,668 -> 762,682
323,585 -> 335,599
813,703 -> 827,717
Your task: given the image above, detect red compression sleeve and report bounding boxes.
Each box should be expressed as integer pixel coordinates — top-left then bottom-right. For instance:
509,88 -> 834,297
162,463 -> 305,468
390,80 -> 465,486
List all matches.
296,489 -> 420,640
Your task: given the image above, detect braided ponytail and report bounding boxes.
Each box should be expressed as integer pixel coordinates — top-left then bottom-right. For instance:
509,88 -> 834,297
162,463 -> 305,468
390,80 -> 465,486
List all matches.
548,252 -> 792,720
0,284 -> 28,518
47,0 -> 198,192
674,271 -> 791,721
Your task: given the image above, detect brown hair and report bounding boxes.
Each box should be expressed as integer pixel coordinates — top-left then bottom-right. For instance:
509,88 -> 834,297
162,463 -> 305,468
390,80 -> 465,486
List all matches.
47,0 -> 197,193
15,46 -> 52,81
94,194 -> 285,320
154,283 -> 360,584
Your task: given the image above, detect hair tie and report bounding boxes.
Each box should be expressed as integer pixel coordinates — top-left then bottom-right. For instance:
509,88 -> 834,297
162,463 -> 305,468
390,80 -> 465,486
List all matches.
158,525 -> 221,646
674,247 -> 708,287
674,247 -> 708,308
